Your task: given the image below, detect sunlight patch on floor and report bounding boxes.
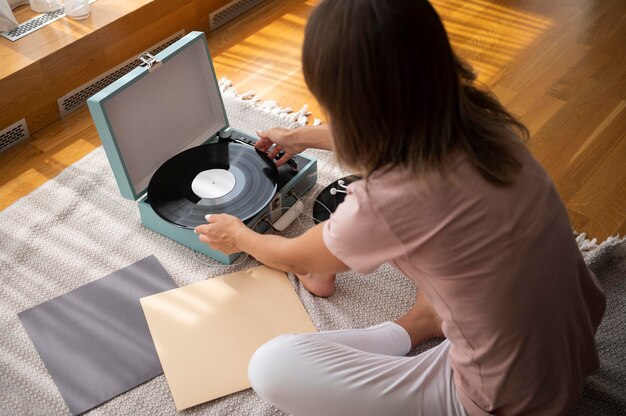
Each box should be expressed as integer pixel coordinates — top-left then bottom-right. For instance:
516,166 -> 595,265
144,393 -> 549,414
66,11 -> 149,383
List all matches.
432,0 -> 554,83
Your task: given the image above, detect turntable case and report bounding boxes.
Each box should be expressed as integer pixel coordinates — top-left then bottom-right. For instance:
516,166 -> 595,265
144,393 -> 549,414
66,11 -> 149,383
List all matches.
87,31 -> 318,264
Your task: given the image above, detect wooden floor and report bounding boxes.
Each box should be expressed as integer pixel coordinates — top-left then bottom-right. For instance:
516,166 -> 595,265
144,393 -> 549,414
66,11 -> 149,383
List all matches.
0,0 -> 233,135
0,0 -> 624,241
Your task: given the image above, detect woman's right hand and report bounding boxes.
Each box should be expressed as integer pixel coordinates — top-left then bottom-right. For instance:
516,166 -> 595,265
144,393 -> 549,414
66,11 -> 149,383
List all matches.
255,128 -> 306,167
255,125 -> 333,167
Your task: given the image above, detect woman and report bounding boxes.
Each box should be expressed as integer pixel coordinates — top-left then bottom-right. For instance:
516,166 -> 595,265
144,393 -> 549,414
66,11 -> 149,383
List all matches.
195,1 -> 605,414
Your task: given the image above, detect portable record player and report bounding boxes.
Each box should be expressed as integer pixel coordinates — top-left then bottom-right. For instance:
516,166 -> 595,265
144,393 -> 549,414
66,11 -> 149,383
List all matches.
87,31 -> 317,264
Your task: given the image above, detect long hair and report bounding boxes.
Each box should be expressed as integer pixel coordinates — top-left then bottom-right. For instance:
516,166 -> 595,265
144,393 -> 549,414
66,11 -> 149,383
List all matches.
302,0 -> 529,185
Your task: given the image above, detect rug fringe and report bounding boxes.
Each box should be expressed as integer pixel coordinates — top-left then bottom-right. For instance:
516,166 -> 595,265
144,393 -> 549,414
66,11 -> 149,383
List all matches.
219,77 -> 311,127
575,231 -> 598,252
575,231 -> 625,253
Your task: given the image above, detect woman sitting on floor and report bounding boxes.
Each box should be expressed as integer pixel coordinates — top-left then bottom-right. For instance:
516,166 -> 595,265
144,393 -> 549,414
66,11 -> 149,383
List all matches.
195,0 -> 606,414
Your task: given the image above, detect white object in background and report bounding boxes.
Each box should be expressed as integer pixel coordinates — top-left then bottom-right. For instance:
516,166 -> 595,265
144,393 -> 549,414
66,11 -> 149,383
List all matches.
272,200 -> 305,232
8,0 -> 30,10
0,0 -> 18,31
64,0 -> 89,19
29,0 -> 62,12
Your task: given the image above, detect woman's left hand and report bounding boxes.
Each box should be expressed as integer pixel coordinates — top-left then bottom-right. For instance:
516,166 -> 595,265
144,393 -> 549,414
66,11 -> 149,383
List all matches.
194,214 -> 247,254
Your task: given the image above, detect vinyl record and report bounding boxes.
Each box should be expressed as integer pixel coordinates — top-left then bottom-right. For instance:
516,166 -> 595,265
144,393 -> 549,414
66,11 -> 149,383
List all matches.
148,142 -> 278,229
312,174 -> 362,223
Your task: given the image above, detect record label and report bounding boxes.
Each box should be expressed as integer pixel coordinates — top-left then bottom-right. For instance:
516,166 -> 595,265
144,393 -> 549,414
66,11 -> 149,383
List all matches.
191,169 -> 236,199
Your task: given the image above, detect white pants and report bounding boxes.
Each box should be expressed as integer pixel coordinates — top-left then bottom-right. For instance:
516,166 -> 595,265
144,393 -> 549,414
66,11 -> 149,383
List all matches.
248,322 -> 468,416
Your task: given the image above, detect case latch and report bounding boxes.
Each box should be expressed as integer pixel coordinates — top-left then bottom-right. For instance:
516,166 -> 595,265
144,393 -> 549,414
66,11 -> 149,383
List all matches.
138,53 -> 162,72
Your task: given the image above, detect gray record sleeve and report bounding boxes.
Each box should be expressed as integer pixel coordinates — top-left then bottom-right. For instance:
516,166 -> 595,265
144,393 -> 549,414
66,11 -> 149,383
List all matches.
18,255 -> 178,415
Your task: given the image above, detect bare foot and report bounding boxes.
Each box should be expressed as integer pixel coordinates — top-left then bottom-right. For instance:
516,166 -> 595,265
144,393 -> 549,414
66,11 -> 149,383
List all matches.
295,273 -> 336,297
394,291 -> 444,347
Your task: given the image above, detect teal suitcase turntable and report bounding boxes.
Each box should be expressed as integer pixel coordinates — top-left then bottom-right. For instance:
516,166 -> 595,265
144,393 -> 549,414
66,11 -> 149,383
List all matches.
87,31 -> 317,264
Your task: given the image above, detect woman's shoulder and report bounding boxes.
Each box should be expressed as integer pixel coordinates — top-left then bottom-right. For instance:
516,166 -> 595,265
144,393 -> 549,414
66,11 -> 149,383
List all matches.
346,165 -> 456,225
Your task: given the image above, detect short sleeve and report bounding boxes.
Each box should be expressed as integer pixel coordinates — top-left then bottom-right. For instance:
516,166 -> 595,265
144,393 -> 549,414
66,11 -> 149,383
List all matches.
322,183 -> 406,274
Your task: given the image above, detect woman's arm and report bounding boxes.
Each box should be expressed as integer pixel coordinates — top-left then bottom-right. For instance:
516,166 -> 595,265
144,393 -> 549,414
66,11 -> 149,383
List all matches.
195,214 -> 348,275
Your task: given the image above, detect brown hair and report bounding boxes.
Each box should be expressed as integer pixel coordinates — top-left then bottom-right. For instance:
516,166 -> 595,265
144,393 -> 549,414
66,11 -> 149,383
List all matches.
302,0 -> 529,185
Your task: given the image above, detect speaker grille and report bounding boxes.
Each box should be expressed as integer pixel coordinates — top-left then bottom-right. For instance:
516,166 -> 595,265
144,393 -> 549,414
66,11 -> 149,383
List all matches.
209,0 -> 265,31
0,0 -> 97,42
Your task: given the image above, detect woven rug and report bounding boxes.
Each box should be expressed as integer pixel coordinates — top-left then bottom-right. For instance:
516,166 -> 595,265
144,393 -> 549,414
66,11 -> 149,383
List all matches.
1,81 -> 624,416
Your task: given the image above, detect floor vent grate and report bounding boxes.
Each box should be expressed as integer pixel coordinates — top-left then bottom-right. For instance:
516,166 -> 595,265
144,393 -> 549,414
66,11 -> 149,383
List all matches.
0,119 -> 30,154
0,0 -> 97,42
209,0 -> 265,31
57,31 -> 185,117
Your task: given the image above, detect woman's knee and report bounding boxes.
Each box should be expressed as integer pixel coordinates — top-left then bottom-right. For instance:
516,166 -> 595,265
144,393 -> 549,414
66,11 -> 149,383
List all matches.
248,333 -> 311,402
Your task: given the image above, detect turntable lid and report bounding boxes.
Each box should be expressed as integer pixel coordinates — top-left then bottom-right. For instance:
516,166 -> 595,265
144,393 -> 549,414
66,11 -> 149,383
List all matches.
87,31 -> 228,200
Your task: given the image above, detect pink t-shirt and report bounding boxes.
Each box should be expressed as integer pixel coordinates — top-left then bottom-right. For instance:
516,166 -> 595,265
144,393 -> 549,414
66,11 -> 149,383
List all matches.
323,148 -> 606,415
